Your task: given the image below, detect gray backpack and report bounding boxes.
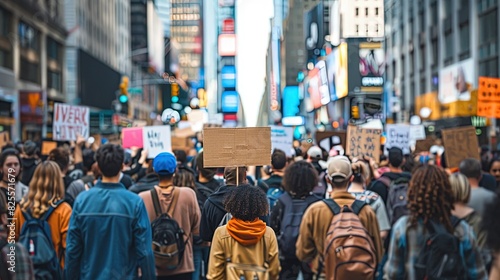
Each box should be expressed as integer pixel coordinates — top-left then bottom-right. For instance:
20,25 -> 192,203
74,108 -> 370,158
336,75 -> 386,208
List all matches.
379,176 -> 410,225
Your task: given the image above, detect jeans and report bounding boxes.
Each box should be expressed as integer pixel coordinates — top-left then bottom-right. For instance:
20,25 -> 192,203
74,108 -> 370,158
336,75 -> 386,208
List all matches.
280,258 -> 314,280
193,245 -> 210,280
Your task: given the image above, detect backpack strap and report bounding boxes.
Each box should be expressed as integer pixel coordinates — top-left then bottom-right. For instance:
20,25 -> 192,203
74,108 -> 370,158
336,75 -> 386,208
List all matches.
41,200 -> 64,221
277,191 -> 292,206
378,176 -> 391,189
451,216 -> 462,228
150,187 -> 180,217
150,188 -> 162,217
350,200 -> 367,215
323,199 -> 341,215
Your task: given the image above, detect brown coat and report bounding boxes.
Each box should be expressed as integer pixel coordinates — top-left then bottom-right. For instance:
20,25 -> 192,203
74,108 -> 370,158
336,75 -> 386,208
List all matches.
139,186 -> 200,276
296,191 -> 383,273
207,225 -> 281,280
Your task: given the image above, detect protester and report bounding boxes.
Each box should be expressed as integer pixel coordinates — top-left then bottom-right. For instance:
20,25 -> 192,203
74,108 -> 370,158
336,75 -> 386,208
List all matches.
207,184 -> 280,279
459,158 -> 496,217
296,155 -> 383,278
129,163 -> 159,194
265,149 -> 288,210
270,160 -> 321,279
384,165 -> 487,279
20,140 -> 40,186
14,161 -> 72,270
488,157 -> 500,190
195,151 -> 221,193
482,188 -> 500,279
47,146 -> 85,206
306,146 -> 328,197
0,148 -> 29,206
0,191 -> 34,280
65,144 -> 155,279
139,152 -> 200,280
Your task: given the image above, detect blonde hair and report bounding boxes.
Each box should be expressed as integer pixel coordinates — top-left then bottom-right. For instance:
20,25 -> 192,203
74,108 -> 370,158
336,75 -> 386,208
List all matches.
20,161 -> 65,218
449,173 -> 471,204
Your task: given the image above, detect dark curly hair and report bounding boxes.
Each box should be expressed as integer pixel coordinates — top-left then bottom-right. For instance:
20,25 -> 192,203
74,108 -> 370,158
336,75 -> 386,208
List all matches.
283,161 -> 318,197
482,189 -> 500,252
408,164 -> 454,233
223,184 -> 269,221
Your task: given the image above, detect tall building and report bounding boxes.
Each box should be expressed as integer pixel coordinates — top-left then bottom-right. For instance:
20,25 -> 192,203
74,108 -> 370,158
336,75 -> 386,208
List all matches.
65,0 -> 131,133
384,0 -> 494,132
340,0 -> 384,38
0,0 -> 66,140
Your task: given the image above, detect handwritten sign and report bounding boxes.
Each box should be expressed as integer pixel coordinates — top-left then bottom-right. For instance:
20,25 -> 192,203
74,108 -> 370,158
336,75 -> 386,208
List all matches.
414,138 -> 435,154
441,126 -> 480,168
122,127 -> 144,148
41,141 -> 57,155
53,103 -> 90,141
477,76 -> 500,118
385,124 -> 411,154
143,126 -> 172,158
203,127 -> 271,167
346,125 -> 382,162
271,126 -> 294,157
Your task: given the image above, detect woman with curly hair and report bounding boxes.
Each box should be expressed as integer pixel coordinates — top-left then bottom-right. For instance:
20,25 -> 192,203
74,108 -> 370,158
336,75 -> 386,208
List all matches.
207,184 -> 280,280
384,164 -> 487,279
270,160 -> 321,280
14,161 -> 72,270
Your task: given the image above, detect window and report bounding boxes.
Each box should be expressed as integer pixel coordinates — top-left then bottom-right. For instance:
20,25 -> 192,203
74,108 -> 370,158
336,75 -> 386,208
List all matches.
0,7 -> 11,36
410,51 -> 415,75
478,0 -> 497,13
460,0 -> 469,10
0,49 -> 13,69
444,32 -> 454,65
20,57 -> 39,83
356,7 -> 359,16
365,8 -> 368,16
365,24 -> 369,34
431,39 -> 438,67
431,1 -> 438,25
420,77 -> 426,95
459,23 -> 470,59
479,9 -> 498,60
420,46 -> 426,71
419,9 -> 425,30
444,0 -> 453,18
375,7 -> 379,16
376,24 -> 379,33
48,69 -> 61,91
479,58 -> 498,77
356,24 -> 359,35
392,31 -> 396,47
47,37 -> 61,61
18,21 -> 39,51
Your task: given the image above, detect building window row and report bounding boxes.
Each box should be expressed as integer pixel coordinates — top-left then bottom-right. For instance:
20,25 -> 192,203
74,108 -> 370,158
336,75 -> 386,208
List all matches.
355,7 -> 379,16
171,13 -> 200,21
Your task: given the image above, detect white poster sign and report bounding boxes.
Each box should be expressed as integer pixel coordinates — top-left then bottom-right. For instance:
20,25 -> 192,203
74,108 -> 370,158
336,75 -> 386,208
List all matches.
385,124 -> 411,154
409,125 -> 426,144
271,126 -> 294,157
143,126 -> 172,158
53,103 -> 90,141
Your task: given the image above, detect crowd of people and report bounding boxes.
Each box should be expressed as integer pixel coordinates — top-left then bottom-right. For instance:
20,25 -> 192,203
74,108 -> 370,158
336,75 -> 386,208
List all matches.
0,136 -> 499,280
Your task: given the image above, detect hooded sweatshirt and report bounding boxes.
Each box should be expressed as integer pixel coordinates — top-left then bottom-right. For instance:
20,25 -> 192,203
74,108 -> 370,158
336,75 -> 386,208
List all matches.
21,157 -> 39,186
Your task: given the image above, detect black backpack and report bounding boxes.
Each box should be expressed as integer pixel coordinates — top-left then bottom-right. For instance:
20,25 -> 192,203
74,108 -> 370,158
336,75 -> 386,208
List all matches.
380,176 -> 411,225
277,192 -> 321,260
414,217 -> 466,280
150,188 -> 187,270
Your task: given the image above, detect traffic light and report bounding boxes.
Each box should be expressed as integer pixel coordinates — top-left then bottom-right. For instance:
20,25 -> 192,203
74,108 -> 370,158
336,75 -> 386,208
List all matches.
171,83 -> 179,103
119,76 -> 129,115
351,105 -> 360,119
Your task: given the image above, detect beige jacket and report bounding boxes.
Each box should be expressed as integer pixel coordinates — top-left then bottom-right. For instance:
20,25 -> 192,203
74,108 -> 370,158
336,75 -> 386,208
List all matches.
207,225 -> 281,280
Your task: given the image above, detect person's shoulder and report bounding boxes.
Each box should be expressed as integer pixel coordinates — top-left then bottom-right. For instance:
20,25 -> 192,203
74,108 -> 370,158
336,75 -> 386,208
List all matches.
56,201 -> 72,212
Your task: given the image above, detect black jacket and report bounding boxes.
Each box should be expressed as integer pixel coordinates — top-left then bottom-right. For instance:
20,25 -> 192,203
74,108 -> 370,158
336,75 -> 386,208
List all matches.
368,171 -> 412,204
21,158 -> 39,186
128,173 -> 159,194
199,185 -> 269,242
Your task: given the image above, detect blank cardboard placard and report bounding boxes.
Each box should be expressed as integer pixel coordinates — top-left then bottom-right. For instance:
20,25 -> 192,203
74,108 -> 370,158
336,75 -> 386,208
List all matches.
414,138 -> 435,154
203,127 -> 272,167
171,136 -> 194,151
346,125 -> 382,162
41,141 -> 57,155
442,126 -> 480,168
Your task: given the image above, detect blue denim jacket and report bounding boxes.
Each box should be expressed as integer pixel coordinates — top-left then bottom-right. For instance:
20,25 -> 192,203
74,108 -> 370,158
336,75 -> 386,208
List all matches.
64,182 -> 156,280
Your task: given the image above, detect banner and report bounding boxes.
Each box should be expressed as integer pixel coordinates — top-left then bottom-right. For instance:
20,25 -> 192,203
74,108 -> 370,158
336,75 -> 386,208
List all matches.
143,126 -> 172,158
53,103 -> 90,141
271,126 -> 294,157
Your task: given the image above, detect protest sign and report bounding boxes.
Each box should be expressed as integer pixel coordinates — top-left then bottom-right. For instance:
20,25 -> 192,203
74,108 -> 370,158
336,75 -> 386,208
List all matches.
53,103 -> 90,141
346,125 -> 382,162
441,126 -> 480,168
122,127 -> 144,148
143,126 -> 172,158
477,76 -> 500,118
203,127 -> 271,167
414,138 -> 435,154
385,124 -> 411,154
270,126 -> 294,157
315,131 -> 347,154
41,141 -> 57,155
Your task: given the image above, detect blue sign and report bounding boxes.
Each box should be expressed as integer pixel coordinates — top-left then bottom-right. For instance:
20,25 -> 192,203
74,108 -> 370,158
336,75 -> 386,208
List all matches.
221,65 -> 236,88
221,91 -> 239,113
283,86 -> 300,117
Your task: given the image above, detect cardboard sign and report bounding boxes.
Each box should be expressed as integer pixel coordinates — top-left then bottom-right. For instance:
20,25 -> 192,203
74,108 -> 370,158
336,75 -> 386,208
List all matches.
41,141 -> 57,155
0,131 -> 10,150
203,127 -> 272,167
270,126 -> 294,157
53,103 -> 90,141
442,126 -> 480,168
385,124 -> 411,154
315,131 -> 346,155
477,76 -> 500,118
171,136 -> 194,151
122,127 -> 144,148
346,125 -> 382,162
414,138 -> 435,154
143,126 -> 172,158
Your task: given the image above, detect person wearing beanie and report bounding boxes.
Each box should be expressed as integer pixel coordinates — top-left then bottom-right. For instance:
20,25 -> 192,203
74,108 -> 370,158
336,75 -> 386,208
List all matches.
20,140 -> 40,185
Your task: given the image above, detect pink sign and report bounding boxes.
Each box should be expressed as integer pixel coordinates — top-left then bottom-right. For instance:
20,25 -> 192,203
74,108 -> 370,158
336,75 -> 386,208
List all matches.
122,127 -> 144,148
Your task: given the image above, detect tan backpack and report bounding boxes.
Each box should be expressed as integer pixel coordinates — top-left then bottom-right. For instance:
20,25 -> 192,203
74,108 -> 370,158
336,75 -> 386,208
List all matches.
320,199 -> 377,280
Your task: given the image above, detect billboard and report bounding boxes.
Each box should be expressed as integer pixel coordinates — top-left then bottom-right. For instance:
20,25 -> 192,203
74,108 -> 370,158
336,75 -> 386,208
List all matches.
304,3 -> 324,58
218,34 -> 236,56
147,2 -> 165,74
326,43 -> 348,101
348,39 -> 385,93
439,58 -> 475,104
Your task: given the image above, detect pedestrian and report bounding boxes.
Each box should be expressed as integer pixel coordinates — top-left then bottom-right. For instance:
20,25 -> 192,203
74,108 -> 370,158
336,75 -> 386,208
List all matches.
64,144 -> 155,280
482,188 -> 500,279
14,161 -> 72,274
384,164 -> 487,279
139,152 -> 200,280
0,148 -> 28,206
459,158 -> 496,217
20,140 -> 40,186
207,184 -> 280,279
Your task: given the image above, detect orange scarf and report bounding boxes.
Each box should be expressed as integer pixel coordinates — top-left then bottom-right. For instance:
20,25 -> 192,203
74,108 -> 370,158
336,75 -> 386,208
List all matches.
226,217 -> 266,246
